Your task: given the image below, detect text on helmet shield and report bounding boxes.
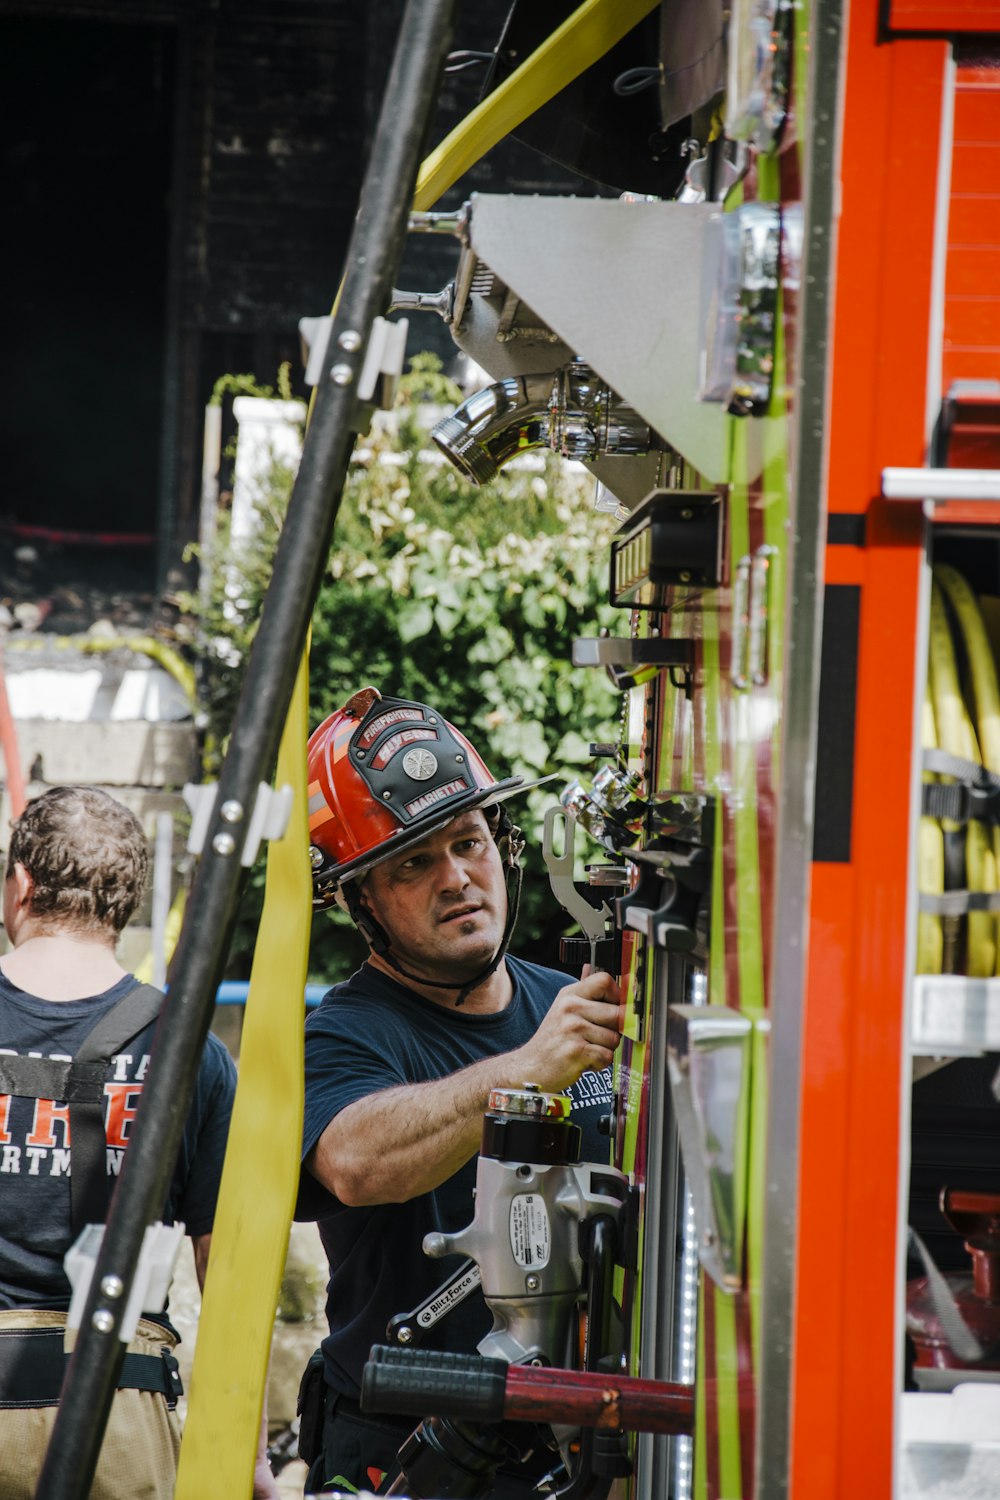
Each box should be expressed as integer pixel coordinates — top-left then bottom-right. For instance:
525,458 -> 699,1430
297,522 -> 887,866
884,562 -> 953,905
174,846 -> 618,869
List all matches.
371,727 -> 436,771
357,707 -> 426,750
405,779 -> 468,819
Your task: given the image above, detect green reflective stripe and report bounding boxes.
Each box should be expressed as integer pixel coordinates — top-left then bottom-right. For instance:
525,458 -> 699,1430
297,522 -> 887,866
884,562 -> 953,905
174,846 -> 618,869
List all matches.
748,1021 -> 770,1364
623,945 -> 649,1366
701,611 -> 727,1012
713,1283 -> 744,1500
694,1281 -> 709,1500
762,259 -> 790,788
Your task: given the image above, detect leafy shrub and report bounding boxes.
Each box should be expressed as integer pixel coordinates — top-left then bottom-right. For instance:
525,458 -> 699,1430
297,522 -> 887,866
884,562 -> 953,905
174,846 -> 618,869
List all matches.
183,357 -> 620,983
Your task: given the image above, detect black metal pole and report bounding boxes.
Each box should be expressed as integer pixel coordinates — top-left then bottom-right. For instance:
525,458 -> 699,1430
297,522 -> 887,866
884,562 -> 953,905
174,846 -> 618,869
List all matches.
35,3 -> 457,1494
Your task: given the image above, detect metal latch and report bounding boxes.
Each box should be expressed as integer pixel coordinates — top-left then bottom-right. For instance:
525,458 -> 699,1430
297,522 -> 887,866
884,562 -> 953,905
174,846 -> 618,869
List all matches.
731,543 -> 776,689
542,807 -> 613,971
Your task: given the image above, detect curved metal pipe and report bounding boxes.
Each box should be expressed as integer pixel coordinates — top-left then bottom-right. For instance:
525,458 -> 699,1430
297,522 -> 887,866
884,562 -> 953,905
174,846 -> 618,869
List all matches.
431,375 -> 553,484
432,363 -> 652,487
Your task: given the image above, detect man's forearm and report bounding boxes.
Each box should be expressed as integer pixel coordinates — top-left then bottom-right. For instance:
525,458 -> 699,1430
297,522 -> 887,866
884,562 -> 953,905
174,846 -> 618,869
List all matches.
308,971 -> 623,1207
308,1053 -> 522,1206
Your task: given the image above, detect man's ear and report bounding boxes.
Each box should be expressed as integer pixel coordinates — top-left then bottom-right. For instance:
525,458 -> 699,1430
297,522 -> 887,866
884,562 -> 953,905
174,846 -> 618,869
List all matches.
351,880 -> 381,952
11,862 -> 33,910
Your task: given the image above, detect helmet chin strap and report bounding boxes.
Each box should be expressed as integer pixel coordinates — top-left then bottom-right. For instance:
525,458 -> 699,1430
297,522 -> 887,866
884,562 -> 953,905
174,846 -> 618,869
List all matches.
342,817 -> 524,1007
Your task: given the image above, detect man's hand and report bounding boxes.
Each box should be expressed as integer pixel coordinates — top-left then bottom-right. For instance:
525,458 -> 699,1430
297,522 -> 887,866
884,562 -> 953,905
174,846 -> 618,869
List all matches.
252,1452 -> 280,1499
509,970 -> 622,1092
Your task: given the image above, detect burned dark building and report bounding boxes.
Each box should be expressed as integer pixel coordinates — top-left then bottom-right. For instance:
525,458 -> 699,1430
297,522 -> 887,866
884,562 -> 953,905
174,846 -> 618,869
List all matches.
0,0 -> 601,603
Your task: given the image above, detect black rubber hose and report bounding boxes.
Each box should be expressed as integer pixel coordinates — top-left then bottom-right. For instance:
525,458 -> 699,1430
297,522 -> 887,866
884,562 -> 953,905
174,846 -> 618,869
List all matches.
33,3 -> 459,1496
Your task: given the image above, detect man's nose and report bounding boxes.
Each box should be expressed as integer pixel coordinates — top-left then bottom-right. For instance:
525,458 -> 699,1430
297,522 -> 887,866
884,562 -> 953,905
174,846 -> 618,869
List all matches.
436,852 -> 471,892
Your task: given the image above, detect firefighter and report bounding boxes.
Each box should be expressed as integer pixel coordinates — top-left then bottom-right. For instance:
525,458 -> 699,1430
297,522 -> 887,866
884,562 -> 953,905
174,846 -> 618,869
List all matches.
0,786 -> 277,1499
297,687 -> 622,1495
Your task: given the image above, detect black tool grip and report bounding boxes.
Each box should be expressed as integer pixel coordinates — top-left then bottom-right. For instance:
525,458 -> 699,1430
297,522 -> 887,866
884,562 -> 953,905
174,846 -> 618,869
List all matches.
362,1346 -> 507,1424
559,936 -> 615,968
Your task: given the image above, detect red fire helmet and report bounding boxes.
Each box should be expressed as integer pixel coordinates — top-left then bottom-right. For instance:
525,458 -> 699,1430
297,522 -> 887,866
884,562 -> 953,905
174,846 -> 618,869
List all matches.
307,687 -> 526,907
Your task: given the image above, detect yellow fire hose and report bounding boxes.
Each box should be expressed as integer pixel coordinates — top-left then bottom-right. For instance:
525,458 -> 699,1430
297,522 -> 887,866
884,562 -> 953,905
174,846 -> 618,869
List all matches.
922,568 -> 1000,977
413,0 -> 663,212
176,2 -> 661,1492
174,650 -> 311,1498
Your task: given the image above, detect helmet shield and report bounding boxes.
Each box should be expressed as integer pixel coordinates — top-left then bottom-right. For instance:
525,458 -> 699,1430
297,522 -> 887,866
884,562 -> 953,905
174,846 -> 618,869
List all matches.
308,690 -> 525,902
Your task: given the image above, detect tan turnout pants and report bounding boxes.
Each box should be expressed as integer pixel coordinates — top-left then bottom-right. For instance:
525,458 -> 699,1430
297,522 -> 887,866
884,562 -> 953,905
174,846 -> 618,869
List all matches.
0,1309 -> 181,1500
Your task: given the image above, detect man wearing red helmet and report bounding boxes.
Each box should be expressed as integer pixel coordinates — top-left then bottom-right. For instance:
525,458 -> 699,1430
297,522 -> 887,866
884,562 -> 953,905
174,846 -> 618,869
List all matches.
296,687 -> 622,1496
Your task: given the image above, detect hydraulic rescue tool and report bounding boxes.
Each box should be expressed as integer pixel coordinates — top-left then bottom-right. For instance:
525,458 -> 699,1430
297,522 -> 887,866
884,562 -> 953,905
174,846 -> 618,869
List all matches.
364,1084 -> 647,1499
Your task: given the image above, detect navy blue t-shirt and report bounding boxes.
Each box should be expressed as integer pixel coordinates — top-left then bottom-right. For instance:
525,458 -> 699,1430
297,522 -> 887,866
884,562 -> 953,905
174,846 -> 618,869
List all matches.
297,957 -> 614,1397
0,971 -> 237,1316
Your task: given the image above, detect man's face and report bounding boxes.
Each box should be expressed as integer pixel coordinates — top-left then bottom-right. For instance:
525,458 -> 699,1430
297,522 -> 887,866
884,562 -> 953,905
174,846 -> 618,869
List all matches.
360,809 -> 508,984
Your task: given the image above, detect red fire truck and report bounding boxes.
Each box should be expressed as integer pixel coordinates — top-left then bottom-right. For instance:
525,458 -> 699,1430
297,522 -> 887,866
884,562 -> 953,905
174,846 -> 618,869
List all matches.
408,3 -> 1000,1497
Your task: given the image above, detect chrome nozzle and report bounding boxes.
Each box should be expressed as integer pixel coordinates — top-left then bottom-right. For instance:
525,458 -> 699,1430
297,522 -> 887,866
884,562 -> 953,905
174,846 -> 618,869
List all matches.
432,363 -> 652,487
431,377 -> 552,485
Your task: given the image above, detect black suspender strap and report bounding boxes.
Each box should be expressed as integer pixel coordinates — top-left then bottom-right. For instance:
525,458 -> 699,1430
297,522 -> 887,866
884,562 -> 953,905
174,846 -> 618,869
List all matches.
68,984 -> 164,1235
0,983 -> 164,1235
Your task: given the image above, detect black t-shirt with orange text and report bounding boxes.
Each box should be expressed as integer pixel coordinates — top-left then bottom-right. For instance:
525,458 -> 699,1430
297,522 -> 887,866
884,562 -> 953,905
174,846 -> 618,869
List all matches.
0,971 -> 236,1313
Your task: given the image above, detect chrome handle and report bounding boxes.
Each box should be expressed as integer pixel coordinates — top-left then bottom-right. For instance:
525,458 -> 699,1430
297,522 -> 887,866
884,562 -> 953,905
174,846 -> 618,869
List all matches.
730,554 -> 752,689
748,544 -> 777,686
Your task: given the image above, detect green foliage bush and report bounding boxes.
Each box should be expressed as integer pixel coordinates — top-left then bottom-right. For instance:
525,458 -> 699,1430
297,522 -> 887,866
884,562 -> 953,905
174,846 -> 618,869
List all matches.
184,357 -> 620,984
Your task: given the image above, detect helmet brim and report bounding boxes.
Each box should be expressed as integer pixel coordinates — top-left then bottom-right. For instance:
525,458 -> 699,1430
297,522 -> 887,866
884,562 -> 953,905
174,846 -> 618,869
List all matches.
329,772 -> 558,888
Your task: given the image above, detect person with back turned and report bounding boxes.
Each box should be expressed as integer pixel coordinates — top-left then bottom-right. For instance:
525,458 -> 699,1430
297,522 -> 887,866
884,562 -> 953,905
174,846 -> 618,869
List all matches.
0,785 -> 277,1498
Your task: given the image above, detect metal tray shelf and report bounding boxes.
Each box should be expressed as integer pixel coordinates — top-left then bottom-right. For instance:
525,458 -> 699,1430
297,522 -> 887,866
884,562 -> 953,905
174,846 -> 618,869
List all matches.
911,975 -> 1000,1056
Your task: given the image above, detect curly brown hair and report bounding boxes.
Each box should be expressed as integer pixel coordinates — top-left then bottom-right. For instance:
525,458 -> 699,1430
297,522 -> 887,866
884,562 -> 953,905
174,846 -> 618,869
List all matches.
6,786 -> 149,935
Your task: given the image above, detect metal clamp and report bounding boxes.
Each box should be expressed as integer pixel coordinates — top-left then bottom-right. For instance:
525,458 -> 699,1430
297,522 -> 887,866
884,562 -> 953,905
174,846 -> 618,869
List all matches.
542,807 -> 612,969
573,635 -> 694,694
66,1221 -> 185,1342
299,314 -> 409,410
183,782 -> 294,866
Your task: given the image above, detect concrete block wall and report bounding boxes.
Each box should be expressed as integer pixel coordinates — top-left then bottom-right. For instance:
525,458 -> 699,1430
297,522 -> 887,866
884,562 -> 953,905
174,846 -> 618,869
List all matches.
0,639 -> 199,970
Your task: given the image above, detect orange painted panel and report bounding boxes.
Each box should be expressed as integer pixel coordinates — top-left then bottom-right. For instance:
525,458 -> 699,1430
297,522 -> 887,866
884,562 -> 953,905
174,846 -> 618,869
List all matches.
945,246 -> 1000,297
821,546 -> 867,586
950,146 -> 1000,195
944,297 -> 1000,348
955,66 -> 1000,89
952,89 -> 1000,144
793,864 -> 854,1498
945,348 -> 1000,384
944,78 -> 1000,391
888,0 -> 1000,27
949,196 -> 1000,243
932,500 -> 1000,523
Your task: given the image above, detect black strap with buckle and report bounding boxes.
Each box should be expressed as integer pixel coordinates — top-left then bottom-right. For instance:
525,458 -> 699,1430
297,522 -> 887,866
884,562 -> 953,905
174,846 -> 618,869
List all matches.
0,1326 -> 183,1409
0,983 -> 164,1235
922,750 -> 1000,826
